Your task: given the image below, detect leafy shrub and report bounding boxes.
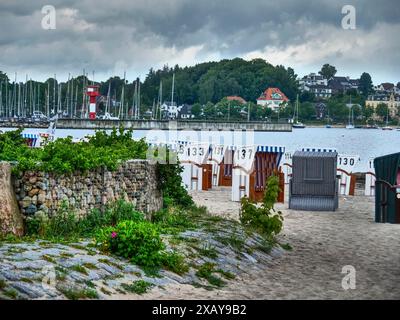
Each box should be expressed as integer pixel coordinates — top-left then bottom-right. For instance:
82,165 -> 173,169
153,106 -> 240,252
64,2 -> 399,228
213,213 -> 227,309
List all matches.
240,175 -> 284,237
25,200 -> 144,239
78,200 -> 144,235
25,200 -> 78,239
1,128 -> 193,209
152,206 -> 195,234
155,148 -> 194,207
161,251 -> 189,275
95,220 -> 165,268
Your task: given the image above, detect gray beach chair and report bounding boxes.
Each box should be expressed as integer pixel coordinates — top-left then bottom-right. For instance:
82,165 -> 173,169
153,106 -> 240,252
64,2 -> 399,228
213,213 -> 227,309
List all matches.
289,151 -> 339,211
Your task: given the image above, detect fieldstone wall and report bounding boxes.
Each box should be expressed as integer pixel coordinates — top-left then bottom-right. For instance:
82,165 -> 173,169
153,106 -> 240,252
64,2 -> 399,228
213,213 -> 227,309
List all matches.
12,160 -> 163,218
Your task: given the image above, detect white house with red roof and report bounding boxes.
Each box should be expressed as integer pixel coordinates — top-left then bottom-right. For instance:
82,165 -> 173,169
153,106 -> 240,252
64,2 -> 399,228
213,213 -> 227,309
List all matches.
257,88 -> 289,110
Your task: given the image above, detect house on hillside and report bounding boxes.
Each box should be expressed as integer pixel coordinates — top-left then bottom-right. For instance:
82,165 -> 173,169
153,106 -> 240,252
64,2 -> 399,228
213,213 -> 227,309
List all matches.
366,93 -> 400,118
375,83 -> 395,93
226,96 -> 247,104
305,84 -> 332,99
327,76 -> 359,94
161,102 -> 182,119
256,88 -> 289,110
299,73 -> 328,90
178,104 -> 195,119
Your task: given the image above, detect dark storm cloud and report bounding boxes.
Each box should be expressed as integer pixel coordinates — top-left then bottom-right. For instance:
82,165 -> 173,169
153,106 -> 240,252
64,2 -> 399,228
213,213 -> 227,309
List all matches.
0,0 -> 399,83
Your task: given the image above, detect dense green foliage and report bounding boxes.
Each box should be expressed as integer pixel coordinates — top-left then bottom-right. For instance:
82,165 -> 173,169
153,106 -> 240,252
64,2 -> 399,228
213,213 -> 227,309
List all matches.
95,220 -> 165,268
319,64 -> 337,79
26,200 -> 145,239
240,176 -> 284,237
0,128 -> 193,207
11,127 -> 148,173
141,58 -> 299,106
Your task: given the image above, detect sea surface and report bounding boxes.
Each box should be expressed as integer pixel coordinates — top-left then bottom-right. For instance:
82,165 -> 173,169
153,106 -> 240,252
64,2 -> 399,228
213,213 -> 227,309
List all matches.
3,127 -> 399,172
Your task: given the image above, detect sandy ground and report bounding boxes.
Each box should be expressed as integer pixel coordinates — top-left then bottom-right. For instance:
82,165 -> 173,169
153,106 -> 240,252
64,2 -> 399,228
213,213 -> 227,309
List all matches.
120,187 -> 400,300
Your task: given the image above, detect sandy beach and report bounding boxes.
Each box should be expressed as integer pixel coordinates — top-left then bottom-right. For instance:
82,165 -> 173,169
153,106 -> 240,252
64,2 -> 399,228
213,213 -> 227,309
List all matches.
124,187 -> 400,300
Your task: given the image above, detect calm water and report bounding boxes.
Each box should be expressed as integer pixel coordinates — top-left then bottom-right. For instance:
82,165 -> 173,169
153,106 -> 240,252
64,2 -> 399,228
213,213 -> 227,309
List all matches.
3,127 -> 399,172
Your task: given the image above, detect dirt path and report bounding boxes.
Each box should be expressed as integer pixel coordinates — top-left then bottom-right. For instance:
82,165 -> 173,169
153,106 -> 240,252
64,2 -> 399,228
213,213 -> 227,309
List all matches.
137,188 -> 400,300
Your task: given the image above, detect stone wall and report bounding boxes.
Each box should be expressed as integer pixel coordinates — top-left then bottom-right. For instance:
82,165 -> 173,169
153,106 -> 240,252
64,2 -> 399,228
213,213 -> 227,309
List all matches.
13,160 -> 163,218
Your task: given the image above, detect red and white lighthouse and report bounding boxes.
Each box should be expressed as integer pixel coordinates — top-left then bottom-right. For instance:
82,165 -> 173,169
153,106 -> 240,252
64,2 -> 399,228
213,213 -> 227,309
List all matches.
86,85 -> 100,120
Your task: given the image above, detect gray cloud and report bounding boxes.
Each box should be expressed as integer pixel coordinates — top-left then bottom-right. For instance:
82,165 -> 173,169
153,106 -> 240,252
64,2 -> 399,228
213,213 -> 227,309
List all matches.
0,0 -> 399,83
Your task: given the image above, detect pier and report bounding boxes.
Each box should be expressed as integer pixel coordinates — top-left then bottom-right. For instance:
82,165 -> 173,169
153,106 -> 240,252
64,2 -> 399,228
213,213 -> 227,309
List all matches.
1,119 -> 292,132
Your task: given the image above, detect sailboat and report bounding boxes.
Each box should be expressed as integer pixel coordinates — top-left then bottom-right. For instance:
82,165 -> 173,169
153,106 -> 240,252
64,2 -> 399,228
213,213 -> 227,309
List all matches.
346,103 -> 355,129
292,94 -> 306,129
325,109 -> 332,128
381,107 -> 393,130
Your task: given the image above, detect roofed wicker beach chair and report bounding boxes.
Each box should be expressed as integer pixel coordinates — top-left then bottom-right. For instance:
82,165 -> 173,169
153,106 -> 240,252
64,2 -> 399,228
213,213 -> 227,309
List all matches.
289,151 -> 339,211
374,152 -> 400,224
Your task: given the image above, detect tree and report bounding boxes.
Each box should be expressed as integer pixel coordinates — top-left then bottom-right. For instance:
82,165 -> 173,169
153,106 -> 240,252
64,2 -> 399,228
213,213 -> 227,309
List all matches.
359,72 -> 373,97
203,102 -> 216,119
0,71 -> 9,83
363,105 -> 375,121
376,103 -> 389,119
191,103 -> 202,118
319,64 -> 337,80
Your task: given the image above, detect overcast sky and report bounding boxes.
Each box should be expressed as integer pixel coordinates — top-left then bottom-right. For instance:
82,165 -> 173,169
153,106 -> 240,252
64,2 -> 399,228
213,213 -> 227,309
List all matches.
0,0 -> 399,84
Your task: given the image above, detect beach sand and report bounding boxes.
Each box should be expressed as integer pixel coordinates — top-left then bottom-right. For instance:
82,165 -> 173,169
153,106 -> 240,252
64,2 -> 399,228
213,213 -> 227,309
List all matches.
112,187 -> 400,300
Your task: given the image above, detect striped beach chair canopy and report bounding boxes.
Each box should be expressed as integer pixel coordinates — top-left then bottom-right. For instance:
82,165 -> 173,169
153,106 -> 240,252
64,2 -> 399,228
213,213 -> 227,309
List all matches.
21,133 -> 39,148
257,145 -> 286,167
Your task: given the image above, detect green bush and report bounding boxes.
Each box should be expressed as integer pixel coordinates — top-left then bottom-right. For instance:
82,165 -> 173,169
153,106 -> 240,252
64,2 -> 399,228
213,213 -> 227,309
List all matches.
0,128 -> 193,209
240,175 -> 284,237
156,148 -> 193,207
152,206 -> 195,234
95,220 -> 165,268
161,251 -> 189,275
78,200 -> 144,235
25,200 -> 144,239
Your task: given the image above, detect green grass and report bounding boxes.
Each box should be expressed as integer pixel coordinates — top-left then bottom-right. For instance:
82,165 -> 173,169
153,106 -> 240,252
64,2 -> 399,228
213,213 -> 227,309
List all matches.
59,287 -> 98,300
56,272 -> 67,282
20,278 -> 34,284
41,254 -> 57,263
195,262 -> 226,288
83,280 -> 96,289
214,233 -> 246,252
82,263 -> 98,270
70,265 -> 88,275
4,288 -> 18,299
280,243 -> 293,251
161,252 -> 189,275
59,252 -> 74,258
100,287 -> 112,295
216,269 -> 236,280
197,244 -> 218,259
254,238 -> 275,254
0,279 -> 6,289
97,259 -> 124,270
121,280 -> 153,295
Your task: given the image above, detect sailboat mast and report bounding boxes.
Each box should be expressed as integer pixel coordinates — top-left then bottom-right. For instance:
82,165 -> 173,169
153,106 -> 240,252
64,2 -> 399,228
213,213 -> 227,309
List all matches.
171,73 -> 175,106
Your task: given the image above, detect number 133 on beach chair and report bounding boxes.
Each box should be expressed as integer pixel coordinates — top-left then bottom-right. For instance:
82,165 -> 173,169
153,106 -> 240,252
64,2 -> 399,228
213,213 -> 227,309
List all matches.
179,143 -> 212,191
231,145 -> 285,203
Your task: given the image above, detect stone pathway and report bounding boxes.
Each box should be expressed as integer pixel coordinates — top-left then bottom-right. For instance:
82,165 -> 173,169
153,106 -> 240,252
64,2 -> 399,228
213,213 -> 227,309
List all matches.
0,221 -> 283,300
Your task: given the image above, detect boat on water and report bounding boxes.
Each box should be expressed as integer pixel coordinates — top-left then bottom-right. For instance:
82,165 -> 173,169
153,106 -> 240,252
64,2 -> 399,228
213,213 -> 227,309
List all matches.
292,95 -> 306,129
346,97 -> 355,129
381,107 -> 393,130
